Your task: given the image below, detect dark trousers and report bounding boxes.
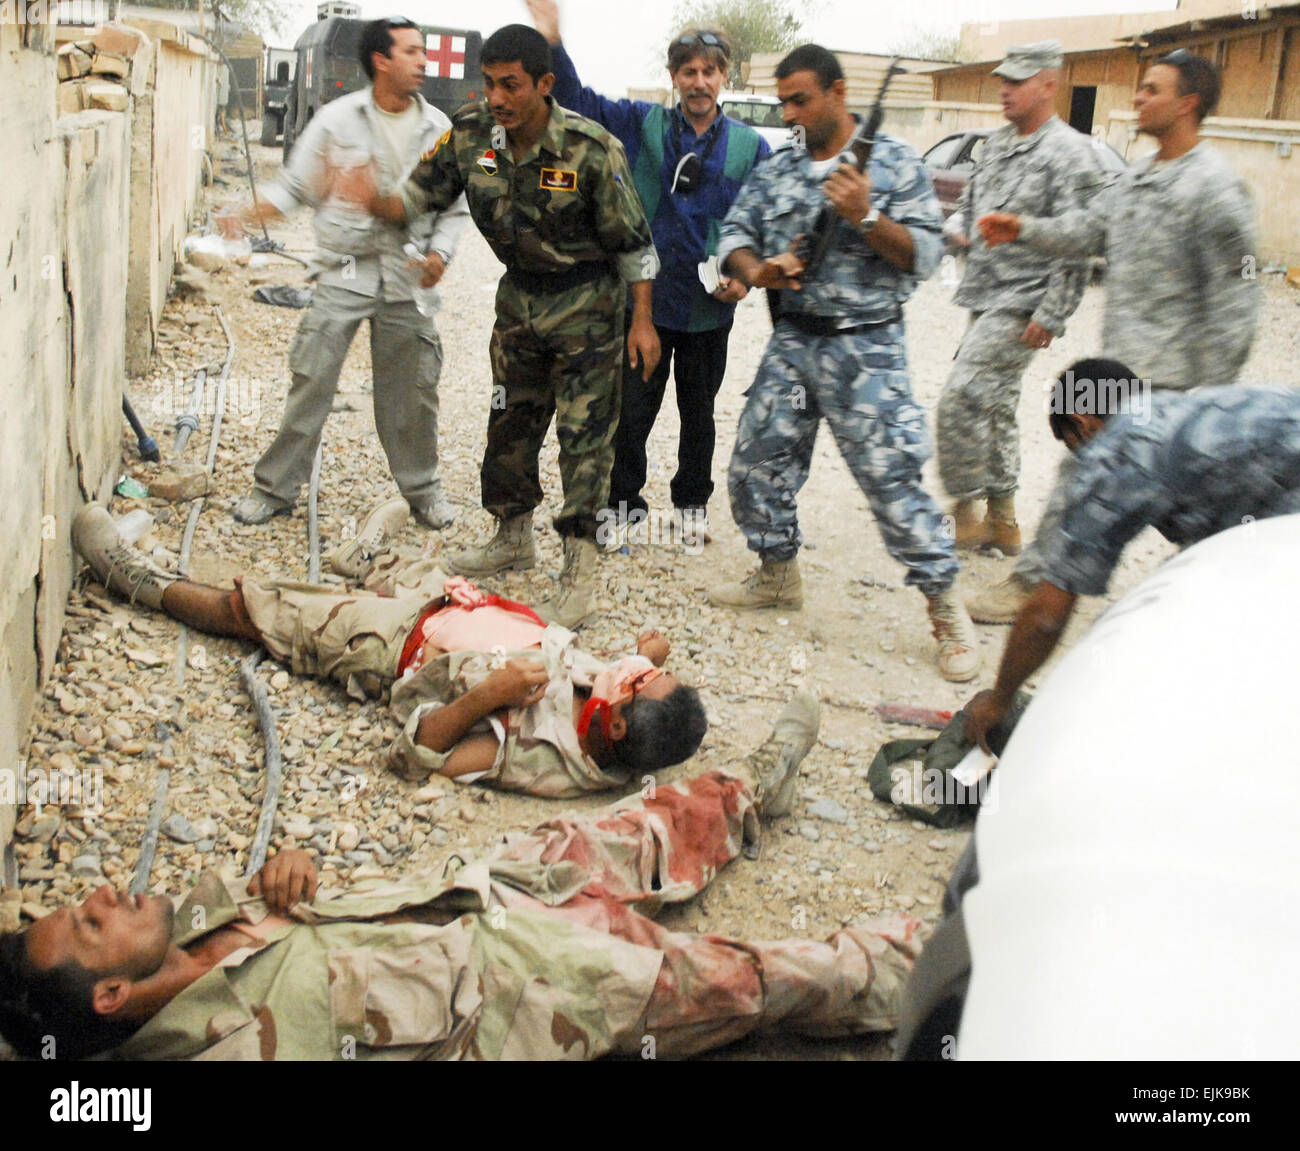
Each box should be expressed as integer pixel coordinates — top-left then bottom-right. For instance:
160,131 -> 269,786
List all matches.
609,321 -> 732,516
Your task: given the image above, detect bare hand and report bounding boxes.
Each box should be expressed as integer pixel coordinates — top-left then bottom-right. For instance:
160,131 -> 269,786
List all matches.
408,250 -> 447,289
627,318 -> 661,382
977,212 -> 1021,247
331,163 -> 380,213
711,275 -> 748,303
525,0 -> 562,45
962,690 -> 1008,756
248,848 -> 318,914
1020,320 -> 1053,350
485,659 -> 549,709
636,629 -> 670,667
751,235 -> 807,291
824,163 -> 872,224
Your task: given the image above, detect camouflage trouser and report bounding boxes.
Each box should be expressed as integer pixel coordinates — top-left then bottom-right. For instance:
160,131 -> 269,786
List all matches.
1012,451 -> 1077,584
483,275 -> 625,540
728,320 -> 959,596
490,768 -> 922,1057
239,554 -> 450,700
935,310 -> 1038,500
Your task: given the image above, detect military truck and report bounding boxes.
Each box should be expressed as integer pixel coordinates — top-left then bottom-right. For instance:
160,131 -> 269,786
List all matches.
282,13 -> 483,161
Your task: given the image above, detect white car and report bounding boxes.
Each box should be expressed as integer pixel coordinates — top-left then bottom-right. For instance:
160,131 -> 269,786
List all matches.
719,93 -> 792,150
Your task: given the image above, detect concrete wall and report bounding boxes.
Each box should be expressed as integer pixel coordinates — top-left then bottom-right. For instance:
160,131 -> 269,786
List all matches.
891,101 -> 1007,155
1,18 -> 210,863
1106,108 -> 1300,265
124,18 -> 218,376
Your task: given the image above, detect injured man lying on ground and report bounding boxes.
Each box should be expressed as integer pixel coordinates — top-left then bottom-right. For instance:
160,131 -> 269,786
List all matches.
0,694 -> 922,1061
70,499 -> 707,799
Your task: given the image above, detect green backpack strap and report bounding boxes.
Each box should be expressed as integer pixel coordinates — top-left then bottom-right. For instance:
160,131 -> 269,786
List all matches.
868,738 -> 936,804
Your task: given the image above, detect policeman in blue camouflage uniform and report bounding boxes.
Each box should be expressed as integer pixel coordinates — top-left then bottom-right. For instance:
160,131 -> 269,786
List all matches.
964,359 -> 1300,748
709,44 -> 979,683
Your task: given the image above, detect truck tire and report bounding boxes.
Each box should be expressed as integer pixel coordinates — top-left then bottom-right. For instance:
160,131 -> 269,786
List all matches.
260,112 -> 278,147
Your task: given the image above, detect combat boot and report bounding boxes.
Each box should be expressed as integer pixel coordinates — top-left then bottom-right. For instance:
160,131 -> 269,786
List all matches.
967,573 -> 1034,624
536,536 -> 599,629
734,691 -> 822,819
328,497 -> 409,580
926,591 -> 981,682
708,556 -> 803,611
72,503 -> 176,611
985,495 -> 1022,555
972,574 -> 1029,629
951,499 -> 990,551
445,514 -> 535,577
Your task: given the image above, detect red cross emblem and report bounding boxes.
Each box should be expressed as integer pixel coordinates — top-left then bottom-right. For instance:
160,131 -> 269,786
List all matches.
425,34 -> 466,79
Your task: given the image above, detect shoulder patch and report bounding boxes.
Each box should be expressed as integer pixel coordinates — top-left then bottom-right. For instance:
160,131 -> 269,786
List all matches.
419,128 -> 452,165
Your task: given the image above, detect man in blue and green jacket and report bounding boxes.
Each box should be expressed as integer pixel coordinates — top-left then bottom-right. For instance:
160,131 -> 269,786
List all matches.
528,0 -> 770,546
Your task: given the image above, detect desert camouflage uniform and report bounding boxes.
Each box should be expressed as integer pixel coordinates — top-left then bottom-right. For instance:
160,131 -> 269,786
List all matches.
1039,388 -> 1300,596
1011,141 -> 1259,583
716,132 -> 958,594
400,99 -> 658,540
116,770 -> 921,1060
238,556 -> 632,796
936,117 -> 1106,500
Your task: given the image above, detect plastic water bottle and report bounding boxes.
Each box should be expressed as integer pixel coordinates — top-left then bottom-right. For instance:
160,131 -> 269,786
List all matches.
403,243 -> 438,317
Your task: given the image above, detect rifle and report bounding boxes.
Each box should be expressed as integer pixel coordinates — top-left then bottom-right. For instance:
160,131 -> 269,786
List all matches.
799,59 -> 906,279
764,59 -> 906,325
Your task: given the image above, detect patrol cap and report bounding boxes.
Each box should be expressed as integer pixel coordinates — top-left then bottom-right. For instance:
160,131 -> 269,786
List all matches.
992,40 -> 1063,81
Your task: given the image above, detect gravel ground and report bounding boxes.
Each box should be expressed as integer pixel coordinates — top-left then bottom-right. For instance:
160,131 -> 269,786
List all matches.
9,129 -> 1299,1060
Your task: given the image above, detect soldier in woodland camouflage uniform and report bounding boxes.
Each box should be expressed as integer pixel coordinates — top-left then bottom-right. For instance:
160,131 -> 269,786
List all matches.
1,695 -> 924,1061
709,44 -> 980,683
936,41 -> 1107,556
968,50 -> 1259,624
347,24 -> 660,631
964,364 -> 1300,750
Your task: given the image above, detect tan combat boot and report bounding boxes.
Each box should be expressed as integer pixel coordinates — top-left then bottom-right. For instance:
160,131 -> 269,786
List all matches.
708,556 -> 803,611
985,495 -> 1022,556
967,573 -> 1034,624
732,691 -> 822,819
72,504 -> 176,611
926,591 -> 981,682
951,499 -> 990,551
445,514 -> 535,577
328,497 -> 409,580
536,536 -> 599,629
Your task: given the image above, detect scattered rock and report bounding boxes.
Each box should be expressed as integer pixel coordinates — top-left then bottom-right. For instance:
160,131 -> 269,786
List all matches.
71,855 -> 102,876
807,798 -> 849,824
148,463 -> 211,502
161,813 -> 202,844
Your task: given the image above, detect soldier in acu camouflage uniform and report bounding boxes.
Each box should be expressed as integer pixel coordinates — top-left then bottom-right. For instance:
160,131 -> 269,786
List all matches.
936,41 -> 1107,557
346,24 -> 660,631
1,695 -> 924,1061
969,50 -> 1259,624
964,362 -> 1300,750
709,45 -> 980,683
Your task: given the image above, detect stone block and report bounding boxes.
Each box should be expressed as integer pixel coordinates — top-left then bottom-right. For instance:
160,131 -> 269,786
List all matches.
84,82 -> 128,113
90,52 -> 129,79
148,461 -> 210,501
92,24 -> 148,59
57,44 -> 93,80
58,80 -> 87,115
